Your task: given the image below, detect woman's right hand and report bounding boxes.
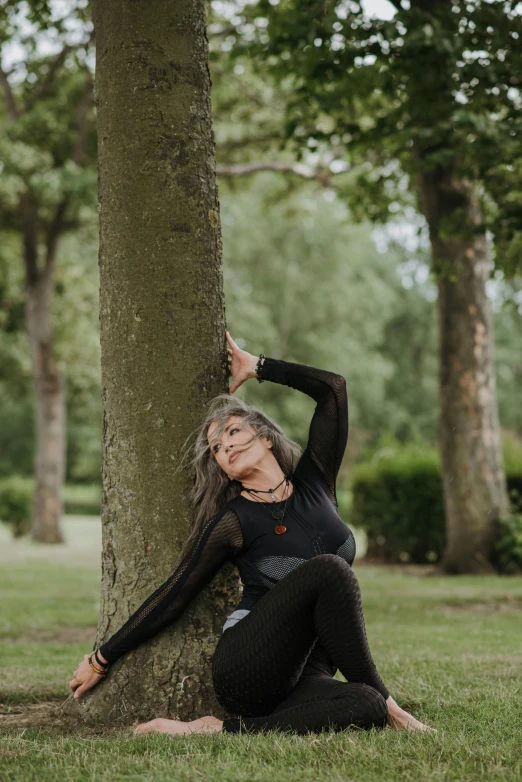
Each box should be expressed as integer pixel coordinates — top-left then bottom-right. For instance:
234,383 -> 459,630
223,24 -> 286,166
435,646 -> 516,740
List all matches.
226,331 -> 259,394
69,654 -> 105,700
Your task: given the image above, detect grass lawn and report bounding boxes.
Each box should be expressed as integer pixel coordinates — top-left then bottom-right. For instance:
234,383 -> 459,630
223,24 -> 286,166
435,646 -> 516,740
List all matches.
1,518 -> 521,781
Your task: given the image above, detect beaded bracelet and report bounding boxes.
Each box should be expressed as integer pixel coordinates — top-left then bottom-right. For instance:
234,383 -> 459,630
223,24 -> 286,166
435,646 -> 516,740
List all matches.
255,353 -> 265,383
88,654 -> 107,677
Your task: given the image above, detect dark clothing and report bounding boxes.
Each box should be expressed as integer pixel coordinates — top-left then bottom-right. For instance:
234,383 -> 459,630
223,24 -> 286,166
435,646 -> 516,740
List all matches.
97,356 -> 389,734
99,357 -> 355,665
212,554 -> 389,734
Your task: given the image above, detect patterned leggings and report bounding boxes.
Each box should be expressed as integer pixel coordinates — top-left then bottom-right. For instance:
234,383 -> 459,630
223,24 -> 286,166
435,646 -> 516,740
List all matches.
212,553 -> 390,735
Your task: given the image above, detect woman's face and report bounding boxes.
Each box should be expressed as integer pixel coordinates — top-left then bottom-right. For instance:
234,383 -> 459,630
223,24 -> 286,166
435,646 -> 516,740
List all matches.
207,415 -> 273,480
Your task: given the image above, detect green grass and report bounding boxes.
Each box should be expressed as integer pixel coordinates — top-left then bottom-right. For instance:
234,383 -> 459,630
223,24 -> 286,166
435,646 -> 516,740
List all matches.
0,560 -> 100,704
1,527 -> 522,781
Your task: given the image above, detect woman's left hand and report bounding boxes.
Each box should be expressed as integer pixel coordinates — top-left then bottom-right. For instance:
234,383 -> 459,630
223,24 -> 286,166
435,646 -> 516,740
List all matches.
226,331 -> 258,394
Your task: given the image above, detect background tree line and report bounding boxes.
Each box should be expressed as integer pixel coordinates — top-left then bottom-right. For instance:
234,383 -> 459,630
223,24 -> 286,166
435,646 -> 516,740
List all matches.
1,0 -> 522,567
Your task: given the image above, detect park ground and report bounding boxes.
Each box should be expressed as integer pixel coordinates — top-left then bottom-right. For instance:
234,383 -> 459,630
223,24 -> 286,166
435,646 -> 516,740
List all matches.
1,518 -> 521,782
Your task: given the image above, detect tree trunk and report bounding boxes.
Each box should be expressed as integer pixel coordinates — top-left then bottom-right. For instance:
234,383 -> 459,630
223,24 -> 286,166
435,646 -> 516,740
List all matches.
417,164 -> 511,573
25,271 -> 66,544
63,0 -> 239,727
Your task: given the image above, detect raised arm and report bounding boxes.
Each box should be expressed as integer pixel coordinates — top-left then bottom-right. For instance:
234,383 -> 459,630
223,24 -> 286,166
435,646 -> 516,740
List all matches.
225,332 -> 348,506
98,508 -> 243,664
258,357 -> 348,505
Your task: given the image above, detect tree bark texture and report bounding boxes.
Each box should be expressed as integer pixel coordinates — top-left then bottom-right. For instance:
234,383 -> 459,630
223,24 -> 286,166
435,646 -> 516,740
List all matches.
417,164 -> 511,573
25,258 -> 66,544
63,0 -> 240,726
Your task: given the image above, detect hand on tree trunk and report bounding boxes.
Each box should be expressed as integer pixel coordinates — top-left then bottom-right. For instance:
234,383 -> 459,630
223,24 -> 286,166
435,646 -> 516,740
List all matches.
226,331 -> 261,394
69,654 -> 105,699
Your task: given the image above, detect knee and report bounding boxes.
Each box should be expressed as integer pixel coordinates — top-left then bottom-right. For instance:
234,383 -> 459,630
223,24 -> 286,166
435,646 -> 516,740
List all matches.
315,553 -> 352,570
333,684 -> 388,731
313,553 -> 357,585
361,685 -> 388,729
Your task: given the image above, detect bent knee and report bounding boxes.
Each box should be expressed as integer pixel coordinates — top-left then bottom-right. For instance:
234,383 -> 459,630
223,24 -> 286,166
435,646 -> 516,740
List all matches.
332,683 -> 388,731
312,553 -> 357,583
314,553 -> 352,570
359,685 -> 388,728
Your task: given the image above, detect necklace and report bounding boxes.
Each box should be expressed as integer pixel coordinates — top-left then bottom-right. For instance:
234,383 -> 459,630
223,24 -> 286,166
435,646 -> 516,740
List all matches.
241,475 -> 286,503
243,477 -> 292,534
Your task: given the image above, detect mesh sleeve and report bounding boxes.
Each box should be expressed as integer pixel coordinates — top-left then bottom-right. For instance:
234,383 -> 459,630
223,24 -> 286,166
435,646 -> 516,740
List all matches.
98,509 -> 243,664
259,357 -> 348,505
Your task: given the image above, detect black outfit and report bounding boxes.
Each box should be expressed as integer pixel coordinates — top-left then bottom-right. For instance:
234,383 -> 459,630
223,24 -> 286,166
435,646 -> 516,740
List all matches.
99,358 -> 389,734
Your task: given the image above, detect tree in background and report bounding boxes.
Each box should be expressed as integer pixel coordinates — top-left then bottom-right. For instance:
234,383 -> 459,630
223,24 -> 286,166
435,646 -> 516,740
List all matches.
223,0 -> 521,572
0,1 -> 96,542
0,221 -> 102,485
64,0 -> 237,727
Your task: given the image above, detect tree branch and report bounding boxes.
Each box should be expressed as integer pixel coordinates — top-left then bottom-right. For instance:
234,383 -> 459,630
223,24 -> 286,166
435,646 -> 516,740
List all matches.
25,26 -> 95,110
25,46 -> 72,109
217,132 -> 283,153
216,160 -> 336,187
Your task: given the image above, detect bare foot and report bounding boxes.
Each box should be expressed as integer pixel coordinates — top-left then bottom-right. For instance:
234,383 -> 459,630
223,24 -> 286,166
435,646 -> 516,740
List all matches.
134,716 -> 223,736
386,697 -> 437,733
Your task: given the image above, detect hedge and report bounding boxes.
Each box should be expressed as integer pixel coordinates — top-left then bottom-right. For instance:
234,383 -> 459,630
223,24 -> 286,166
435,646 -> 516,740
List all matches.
351,436 -> 522,565
0,476 -> 33,537
351,447 -> 445,564
0,480 -> 101,538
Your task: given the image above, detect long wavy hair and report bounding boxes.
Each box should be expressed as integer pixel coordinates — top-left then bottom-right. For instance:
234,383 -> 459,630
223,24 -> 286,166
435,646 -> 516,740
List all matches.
176,393 -> 302,560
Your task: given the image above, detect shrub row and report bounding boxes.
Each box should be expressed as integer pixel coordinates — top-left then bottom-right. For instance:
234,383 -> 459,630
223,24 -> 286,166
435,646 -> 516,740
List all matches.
0,478 -> 101,537
351,448 -> 445,564
0,476 -> 33,537
350,438 -> 522,568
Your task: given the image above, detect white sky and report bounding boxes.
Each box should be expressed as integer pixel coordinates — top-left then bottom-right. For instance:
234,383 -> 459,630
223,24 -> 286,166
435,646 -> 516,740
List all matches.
361,0 -> 397,19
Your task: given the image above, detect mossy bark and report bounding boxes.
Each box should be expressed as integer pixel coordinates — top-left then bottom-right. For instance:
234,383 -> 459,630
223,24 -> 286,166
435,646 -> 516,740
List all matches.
418,165 -> 511,573
63,0 -> 239,726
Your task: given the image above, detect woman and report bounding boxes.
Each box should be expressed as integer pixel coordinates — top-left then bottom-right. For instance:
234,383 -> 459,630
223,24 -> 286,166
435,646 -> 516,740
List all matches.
70,332 -> 434,735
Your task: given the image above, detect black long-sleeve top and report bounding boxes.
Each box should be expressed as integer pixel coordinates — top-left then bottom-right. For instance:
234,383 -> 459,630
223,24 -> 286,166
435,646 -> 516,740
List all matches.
99,357 -> 355,664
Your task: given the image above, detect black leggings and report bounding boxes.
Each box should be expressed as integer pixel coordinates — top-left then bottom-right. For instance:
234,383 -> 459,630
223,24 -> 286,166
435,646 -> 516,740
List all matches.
212,553 -> 390,735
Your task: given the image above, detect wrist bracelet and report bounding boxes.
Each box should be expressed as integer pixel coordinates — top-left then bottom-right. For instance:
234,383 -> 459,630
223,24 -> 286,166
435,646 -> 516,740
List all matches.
255,354 -> 265,383
94,650 -> 109,670
88,654 -> 107,677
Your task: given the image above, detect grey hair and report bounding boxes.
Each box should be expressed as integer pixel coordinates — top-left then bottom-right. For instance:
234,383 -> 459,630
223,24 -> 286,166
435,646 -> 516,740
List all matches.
176,393 -> 302,561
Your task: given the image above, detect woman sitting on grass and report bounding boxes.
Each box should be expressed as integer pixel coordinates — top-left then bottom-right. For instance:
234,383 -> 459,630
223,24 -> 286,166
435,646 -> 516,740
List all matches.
70,332 -> 435,736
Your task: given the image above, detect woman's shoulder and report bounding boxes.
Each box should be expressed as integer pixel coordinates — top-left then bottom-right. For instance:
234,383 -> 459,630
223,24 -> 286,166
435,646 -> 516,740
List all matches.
201,503 -> 244,556
195,503 -> 243,545
210,502 -> 242,527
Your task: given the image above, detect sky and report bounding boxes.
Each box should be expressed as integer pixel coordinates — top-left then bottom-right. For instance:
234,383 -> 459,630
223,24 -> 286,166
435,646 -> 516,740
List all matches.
361,0 -> 397,19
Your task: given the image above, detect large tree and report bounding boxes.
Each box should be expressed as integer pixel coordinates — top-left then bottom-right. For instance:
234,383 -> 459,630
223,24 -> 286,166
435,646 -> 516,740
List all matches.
222,0 -> 521,572
64,0 -> 238,726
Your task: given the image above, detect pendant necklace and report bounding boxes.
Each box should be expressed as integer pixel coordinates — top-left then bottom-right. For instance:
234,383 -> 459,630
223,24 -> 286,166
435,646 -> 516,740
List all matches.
241,474 -> 286,503
242,476 -> 292,534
